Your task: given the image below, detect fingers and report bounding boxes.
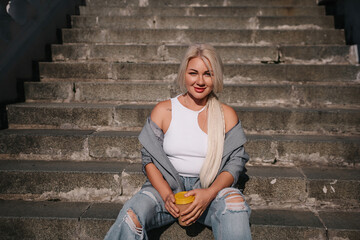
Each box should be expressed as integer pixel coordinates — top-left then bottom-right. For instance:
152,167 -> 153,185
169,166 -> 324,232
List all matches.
184,190 -> 195,197
165,196 -> 179,218
166,206 -> 178,218
166,206 -> 179,218
166,204 -> 179,218
180,202 -> 196,216
181,203 -> 202,221
169,194 -> 175,202
183,208 -> 204,225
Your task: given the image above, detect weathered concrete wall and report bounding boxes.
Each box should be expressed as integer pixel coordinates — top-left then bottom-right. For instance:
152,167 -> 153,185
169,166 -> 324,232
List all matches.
0,0 -> 82,129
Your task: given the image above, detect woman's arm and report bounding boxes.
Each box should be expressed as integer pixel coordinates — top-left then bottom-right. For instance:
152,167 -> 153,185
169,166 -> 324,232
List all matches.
150,100 -> 172,135
145,163 -> 180,218
181,171 -> 233,225
221,104 -> 249,185
207,171 -> 234,198
144,100 -> 179,217
222,103 -> 239,133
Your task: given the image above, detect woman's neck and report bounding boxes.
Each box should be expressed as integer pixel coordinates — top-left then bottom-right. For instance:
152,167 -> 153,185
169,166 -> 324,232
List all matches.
182,92 -> 209,111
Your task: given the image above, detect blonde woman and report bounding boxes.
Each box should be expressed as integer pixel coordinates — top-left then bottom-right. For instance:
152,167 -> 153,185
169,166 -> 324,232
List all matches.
105,44 -> 252,240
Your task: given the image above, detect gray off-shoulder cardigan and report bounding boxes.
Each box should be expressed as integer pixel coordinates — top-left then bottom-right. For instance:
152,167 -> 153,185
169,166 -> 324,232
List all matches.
137,117 -> 249,204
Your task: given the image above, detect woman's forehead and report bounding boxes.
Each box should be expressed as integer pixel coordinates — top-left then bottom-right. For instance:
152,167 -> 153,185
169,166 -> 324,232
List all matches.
187,57 -> 212,71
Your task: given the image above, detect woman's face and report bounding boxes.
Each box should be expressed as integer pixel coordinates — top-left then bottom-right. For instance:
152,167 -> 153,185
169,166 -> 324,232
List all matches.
185,57 -> 214,101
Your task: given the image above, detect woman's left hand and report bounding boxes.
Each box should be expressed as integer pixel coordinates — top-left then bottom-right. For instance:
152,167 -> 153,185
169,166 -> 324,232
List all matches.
180,188 -> 216,225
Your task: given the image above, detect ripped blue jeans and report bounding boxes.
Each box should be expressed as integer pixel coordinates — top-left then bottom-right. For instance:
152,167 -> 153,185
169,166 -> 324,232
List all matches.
104,176 -> 252,240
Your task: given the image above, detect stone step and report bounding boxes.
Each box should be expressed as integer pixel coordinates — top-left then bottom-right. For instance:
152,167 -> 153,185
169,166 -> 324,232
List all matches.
52,44 -> 357,65
79,5 -> 325,17
7,103 -> 360,136
79,6 -> 326,17
71,16 -> 334,30
24,82 -> 171,104
85,0 -> 318,7
1,161 -> 359,209
24,81 -> 360,109
61,28 -> 345,45
0,200 -> 359,239
39,62 -> 360,83
0,161 -> 136,203
0,129 -> 358,166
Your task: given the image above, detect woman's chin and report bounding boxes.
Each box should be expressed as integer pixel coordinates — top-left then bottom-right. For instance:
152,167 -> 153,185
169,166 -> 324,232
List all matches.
187,89 -> 211,101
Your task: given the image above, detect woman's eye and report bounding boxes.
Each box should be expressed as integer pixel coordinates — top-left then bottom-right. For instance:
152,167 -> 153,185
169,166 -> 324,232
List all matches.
204,72 -> 211,76
189,72 -> 197,75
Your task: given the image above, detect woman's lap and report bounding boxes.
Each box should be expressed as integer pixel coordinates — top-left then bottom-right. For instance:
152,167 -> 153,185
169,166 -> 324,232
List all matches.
105,182 -> 251,239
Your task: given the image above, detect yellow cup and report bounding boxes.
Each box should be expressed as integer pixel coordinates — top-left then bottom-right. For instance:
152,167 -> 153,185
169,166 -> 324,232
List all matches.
174,191 -> 195,226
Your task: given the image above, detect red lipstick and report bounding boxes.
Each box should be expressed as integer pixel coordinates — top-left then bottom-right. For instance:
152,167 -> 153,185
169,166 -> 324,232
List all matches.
194,87 -> 205,93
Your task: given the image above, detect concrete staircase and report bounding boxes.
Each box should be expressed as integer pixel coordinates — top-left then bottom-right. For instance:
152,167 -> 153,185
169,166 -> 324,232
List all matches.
1,0 -> 360,239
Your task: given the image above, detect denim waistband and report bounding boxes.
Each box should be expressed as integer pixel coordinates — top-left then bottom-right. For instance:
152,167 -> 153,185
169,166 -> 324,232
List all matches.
180,176 -> 199,191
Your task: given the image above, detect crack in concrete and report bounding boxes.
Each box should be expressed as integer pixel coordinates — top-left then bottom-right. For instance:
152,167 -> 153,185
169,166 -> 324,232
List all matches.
297,166 -> 330,239
79,203 -> 92,221
111,107 -> 117,127
74,82 -> 81,102
296,166 -> 310,197
315,210 -> 329,240
72,83 -> 76,94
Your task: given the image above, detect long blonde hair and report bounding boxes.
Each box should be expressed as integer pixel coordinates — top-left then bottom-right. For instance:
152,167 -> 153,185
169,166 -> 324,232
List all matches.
177,44 -> 225,188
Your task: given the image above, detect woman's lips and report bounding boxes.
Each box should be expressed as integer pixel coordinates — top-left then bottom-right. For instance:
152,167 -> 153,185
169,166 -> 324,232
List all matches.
194,87 -> 205,93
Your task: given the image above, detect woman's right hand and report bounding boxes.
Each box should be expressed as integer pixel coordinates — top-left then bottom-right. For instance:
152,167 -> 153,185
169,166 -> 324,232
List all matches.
163,193 -> 179,218
145,163 -> 179,218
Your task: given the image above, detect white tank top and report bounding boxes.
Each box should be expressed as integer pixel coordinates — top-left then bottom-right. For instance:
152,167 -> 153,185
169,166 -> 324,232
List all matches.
163,96 -> 208,177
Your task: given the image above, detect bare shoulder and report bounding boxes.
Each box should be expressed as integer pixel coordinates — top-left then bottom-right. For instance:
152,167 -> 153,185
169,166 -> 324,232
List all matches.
150,100 -> 172,131
222,103 -> 239,133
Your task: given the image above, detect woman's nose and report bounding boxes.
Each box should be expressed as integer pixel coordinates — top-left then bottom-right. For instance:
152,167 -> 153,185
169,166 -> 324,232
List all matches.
196,75 -> 205,85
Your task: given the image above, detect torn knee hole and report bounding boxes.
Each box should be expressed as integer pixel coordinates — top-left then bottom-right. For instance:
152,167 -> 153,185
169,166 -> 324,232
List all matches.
127,210 -> 142,228
225,193 -> 245,203
218,188 -> 239,198
125,209 -> 143,236
223,193 -> 247,212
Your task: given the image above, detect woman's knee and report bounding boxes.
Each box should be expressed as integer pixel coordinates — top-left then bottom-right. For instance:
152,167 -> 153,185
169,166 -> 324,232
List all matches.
217,187 -> 249,212
105,207 -> 145,239
124,209 -> 143,237
210,188 -> 252,239
127,209 -> 142,228
119,190 -> 161,237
